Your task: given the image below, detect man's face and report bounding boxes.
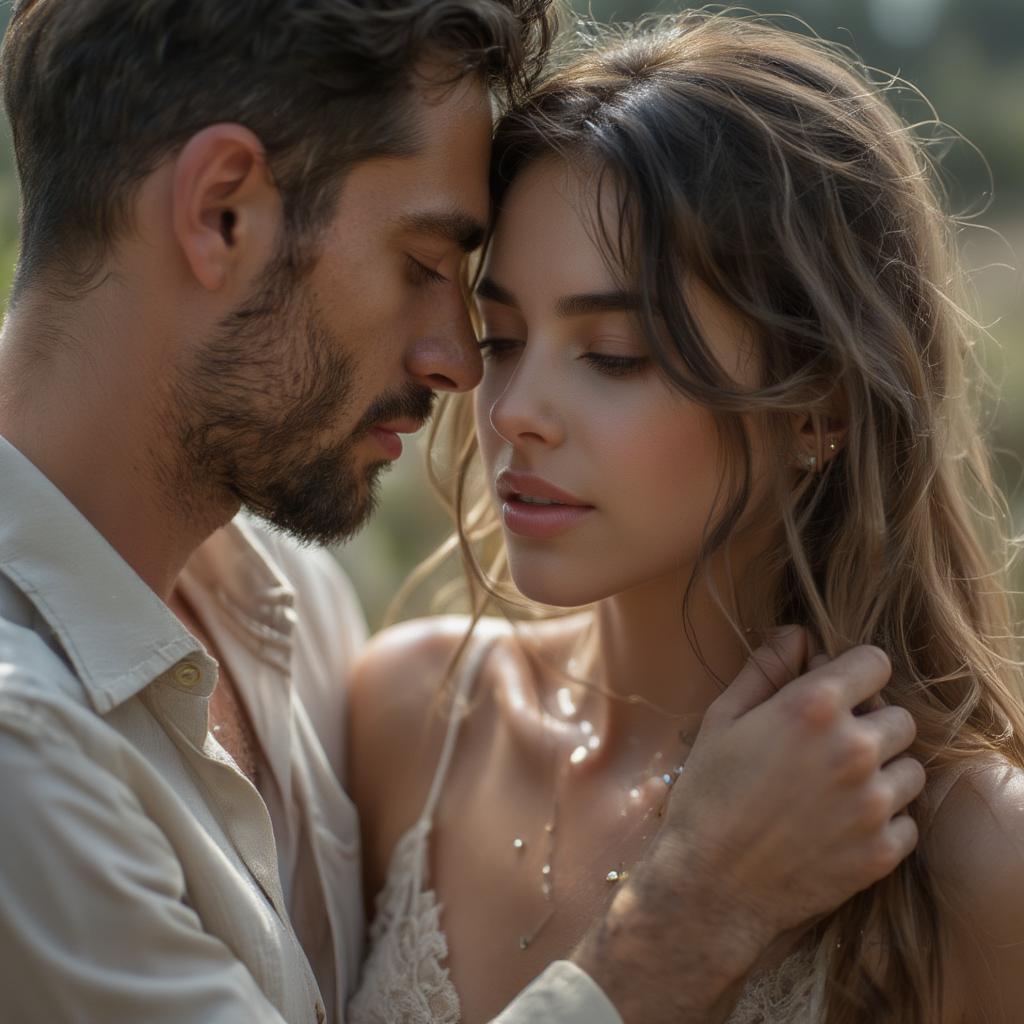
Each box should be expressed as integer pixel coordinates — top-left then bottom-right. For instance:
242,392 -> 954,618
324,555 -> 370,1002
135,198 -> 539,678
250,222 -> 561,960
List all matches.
174,73 -> 492,545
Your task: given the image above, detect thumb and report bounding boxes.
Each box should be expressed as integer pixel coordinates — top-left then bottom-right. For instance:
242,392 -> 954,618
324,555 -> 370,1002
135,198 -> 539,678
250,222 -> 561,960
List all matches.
713,626 -> 808,720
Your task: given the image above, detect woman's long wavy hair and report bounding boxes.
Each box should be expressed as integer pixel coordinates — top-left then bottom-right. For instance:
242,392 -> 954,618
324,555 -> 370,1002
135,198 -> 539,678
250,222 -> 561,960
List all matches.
402,10 -> 1023,1020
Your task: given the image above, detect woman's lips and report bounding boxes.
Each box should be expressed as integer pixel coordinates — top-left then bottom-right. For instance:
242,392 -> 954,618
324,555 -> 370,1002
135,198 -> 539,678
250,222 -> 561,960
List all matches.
501,497 -> 595,539
495,469 -> 595,539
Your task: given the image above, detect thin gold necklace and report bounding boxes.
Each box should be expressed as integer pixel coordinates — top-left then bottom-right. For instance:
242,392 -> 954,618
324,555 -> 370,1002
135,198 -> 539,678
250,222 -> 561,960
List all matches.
512,704 -> 688,952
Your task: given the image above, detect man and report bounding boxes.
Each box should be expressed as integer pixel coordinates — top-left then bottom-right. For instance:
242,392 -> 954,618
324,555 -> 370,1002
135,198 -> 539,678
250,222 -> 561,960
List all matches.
0,2 -> 924,1022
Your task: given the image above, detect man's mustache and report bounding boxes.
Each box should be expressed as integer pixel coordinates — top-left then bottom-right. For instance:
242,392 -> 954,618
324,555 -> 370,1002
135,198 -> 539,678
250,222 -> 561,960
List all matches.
353,384 -> 436,437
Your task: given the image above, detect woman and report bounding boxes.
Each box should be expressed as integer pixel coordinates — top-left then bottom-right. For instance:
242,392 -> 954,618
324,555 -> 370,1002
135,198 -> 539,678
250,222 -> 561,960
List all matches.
347,12 -> 1024,1023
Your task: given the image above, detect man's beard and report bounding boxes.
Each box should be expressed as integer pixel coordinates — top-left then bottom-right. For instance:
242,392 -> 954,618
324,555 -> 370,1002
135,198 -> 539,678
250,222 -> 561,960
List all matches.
169,256 -> 433,547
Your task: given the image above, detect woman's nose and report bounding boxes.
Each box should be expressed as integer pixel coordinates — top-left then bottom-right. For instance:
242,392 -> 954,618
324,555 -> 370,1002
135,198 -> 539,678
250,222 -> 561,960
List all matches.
487,356 -> 564,448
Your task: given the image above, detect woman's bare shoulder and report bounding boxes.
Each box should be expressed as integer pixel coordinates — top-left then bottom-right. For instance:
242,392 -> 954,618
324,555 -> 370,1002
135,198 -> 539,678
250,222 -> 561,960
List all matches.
927,755 -> 1024,891
925,755 -> 1024,1023
350,616 -> 479,706
347,615 -> 511,764
349,611 -> 587,708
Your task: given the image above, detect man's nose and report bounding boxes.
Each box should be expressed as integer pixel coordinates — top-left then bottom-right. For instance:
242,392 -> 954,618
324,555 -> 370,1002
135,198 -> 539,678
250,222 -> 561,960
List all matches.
405,303 -> 482,393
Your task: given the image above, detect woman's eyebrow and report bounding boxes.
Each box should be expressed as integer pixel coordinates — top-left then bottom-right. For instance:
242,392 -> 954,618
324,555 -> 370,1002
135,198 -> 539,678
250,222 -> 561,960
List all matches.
555,291 -> 640,317
475,277 -> 640,318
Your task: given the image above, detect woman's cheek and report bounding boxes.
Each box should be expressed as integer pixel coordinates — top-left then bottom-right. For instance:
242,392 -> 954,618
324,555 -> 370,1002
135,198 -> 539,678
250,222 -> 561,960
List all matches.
604,404 -> 722,524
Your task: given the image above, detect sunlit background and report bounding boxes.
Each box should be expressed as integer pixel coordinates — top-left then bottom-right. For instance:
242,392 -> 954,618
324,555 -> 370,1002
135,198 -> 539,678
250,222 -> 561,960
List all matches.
1,1 -> 1020,627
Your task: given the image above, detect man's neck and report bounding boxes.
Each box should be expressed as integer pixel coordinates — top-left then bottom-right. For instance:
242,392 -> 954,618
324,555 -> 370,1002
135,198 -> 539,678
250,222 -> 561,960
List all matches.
0,292 -> 235,601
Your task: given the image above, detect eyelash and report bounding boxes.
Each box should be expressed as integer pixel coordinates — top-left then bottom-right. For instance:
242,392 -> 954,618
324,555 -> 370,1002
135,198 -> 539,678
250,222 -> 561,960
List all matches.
478,337 -> 521,359
584,353 -> 650,377
478,338 -> 650,378
406,255 -> 448,286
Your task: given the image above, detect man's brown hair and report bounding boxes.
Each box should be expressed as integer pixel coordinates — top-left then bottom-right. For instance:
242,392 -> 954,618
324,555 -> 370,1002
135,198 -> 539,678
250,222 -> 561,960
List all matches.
0,0 -> 556,292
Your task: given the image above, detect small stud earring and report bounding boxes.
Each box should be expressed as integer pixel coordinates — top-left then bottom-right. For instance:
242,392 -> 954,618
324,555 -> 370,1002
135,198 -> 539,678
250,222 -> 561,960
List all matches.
828,436 -> 837,452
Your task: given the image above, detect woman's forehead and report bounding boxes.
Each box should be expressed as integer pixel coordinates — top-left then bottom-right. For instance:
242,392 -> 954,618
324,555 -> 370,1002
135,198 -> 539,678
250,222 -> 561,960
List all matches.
483,157 -> 625,298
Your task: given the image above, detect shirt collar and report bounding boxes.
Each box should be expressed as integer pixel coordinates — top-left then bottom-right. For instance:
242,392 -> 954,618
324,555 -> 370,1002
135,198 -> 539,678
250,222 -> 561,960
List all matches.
0,434 -> 210,713
177,517 -> 299,819
180,517 -> 297,671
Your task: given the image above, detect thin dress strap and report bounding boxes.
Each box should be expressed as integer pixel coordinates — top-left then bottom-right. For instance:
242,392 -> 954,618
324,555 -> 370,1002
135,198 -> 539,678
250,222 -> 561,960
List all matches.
418,630 -> 498,827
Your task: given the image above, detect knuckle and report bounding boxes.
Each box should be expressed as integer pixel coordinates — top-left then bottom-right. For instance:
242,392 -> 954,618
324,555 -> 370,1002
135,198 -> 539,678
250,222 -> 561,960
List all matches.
855,784 -> 892,831
790,681 -> 841,731
839,729 -> 880,780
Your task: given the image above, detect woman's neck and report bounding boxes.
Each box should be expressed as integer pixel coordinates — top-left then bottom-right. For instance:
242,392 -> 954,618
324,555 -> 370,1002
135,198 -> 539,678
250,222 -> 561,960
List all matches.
579,568 -> 751,760
498,563 -> 757,781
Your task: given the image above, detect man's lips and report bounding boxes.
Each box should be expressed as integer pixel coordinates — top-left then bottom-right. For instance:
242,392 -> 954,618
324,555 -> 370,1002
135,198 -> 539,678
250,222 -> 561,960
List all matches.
368,418 -> 425,460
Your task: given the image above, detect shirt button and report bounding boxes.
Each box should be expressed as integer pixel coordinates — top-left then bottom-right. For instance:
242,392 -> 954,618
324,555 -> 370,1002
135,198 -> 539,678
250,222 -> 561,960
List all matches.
174,661 -> 202,687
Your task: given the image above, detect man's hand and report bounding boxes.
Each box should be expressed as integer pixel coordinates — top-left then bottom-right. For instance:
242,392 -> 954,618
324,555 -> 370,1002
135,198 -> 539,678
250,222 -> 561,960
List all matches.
573,627 -> 924,1024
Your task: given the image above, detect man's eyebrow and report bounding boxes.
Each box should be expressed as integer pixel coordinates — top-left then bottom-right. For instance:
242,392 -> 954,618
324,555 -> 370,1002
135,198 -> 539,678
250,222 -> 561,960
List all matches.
400,210 -> 487,253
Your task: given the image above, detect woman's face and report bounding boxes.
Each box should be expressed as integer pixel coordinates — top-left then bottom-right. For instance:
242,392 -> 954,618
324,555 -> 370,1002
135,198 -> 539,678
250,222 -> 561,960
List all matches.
473,157 -> 769,609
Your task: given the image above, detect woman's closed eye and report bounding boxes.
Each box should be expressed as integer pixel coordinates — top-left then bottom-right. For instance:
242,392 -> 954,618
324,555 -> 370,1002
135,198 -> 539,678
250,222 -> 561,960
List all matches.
583,351 -> 650,377
478,336 -> 651,378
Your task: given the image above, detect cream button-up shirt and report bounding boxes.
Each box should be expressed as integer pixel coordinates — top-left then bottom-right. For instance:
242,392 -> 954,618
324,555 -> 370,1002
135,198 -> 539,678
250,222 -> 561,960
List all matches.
0,435 -> 620,1024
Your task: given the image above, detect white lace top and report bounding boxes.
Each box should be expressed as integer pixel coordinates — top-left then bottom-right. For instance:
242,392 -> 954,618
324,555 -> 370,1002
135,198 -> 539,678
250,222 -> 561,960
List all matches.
347,630 -> 845,1023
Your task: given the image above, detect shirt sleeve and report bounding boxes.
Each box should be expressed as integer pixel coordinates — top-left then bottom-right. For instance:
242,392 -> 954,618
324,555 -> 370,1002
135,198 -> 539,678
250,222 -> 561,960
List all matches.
0,696 -> 289,1024
490,961 -> 623,1024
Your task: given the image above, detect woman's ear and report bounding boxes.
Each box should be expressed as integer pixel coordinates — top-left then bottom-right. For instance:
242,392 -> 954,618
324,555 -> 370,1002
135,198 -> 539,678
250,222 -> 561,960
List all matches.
171,123 -> 282,293
792,413 -> 847,472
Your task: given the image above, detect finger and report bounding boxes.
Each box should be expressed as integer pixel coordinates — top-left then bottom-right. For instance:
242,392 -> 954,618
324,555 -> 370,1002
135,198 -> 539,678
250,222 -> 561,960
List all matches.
882,812 -> 919,869
808,653 -> 829,671
714,626 -> 808,719
857,705 -> 917,764
879,755 -> 927,812
792,644 -> 891,711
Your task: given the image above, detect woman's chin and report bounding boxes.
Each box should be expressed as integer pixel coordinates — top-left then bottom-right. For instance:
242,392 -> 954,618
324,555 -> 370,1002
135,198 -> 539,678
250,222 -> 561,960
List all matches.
507,564 -> 612,610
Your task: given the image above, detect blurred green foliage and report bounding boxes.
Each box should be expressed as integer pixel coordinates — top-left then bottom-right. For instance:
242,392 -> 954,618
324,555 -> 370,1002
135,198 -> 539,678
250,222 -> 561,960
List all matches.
0,2 -> 1019,627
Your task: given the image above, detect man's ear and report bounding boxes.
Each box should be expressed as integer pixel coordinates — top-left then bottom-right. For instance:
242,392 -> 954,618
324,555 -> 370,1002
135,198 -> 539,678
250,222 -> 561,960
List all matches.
792,412 -> 847,471
171,124 -> 281,292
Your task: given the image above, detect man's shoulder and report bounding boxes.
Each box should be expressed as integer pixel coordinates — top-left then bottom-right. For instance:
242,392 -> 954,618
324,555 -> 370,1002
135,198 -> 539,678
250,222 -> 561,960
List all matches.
0,604 -> 88,712
0,614 -> 116,776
